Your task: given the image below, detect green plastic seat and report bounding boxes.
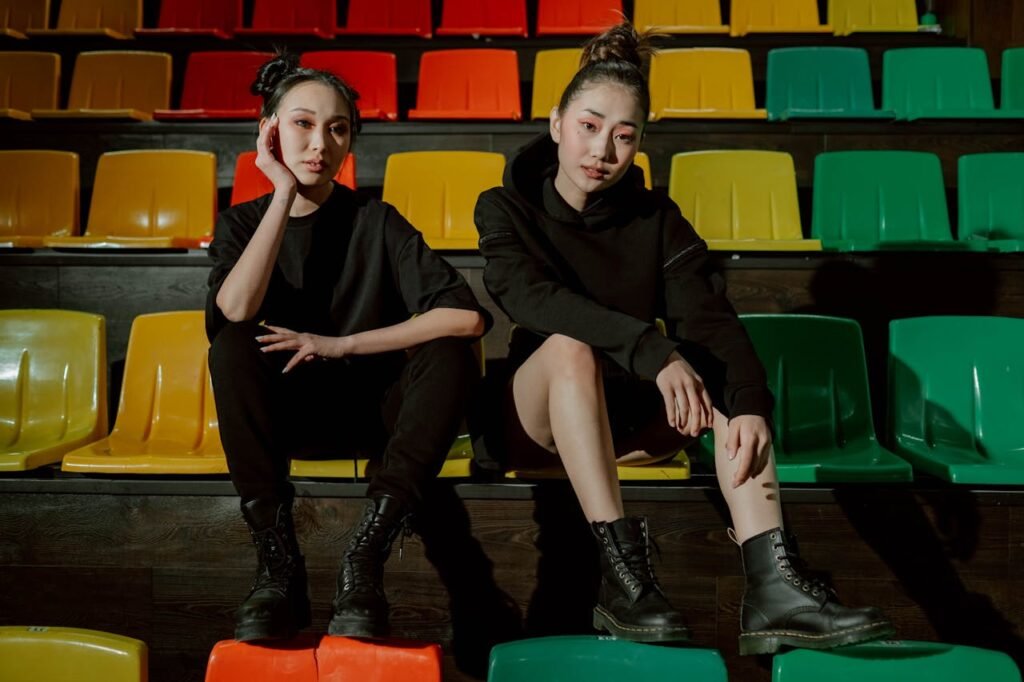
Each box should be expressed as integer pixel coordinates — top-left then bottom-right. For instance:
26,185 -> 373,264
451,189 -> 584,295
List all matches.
958,153 -> 1024,252
1003,47 -> 1024,112
773,640 -> 1022,682
883,48 -> 1023,120
811,151 -> 968,252
767,47 -> 893,121
889,316 -> 1024,484
487,636 -> 727,681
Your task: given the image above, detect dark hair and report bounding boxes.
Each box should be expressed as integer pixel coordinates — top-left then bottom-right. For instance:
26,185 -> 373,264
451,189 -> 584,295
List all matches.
557,22 -> 655,122
251,52 -> 362,139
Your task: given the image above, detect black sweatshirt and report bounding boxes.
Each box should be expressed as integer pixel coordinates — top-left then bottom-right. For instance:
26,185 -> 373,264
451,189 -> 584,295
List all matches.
473,133 -> 773,421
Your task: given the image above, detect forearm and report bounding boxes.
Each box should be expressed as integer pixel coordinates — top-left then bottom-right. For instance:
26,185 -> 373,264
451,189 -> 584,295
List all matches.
343,308 -> 484,356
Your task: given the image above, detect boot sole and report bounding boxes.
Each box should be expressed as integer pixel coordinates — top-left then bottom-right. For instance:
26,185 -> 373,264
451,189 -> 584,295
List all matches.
327,614 -> 390,640
738,620 -> 895,656
592,607 -> 692,644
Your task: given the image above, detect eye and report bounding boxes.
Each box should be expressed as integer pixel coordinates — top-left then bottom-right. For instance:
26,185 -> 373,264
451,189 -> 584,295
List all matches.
616,133 -> 636,143
330,125 -> 348,136
294,119 -> 312,128
581,120 -> 597,131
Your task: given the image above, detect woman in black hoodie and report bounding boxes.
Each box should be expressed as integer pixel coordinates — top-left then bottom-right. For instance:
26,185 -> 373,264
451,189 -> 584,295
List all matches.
474,24 -> 893,654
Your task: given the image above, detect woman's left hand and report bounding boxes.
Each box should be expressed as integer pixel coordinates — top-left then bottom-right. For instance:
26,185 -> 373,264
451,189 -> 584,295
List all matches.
726,415 -> 772,488
256,325 -> 350,373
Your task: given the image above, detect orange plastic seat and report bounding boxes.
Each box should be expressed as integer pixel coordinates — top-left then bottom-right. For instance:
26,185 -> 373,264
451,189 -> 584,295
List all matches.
730,0 -> 832,37
408,50 -> 521,120
0,151 -> 78,248
301,51 -> 398,121
649,49 -> 766,120
231,151 -> 357,206
234,0 -> 335,39
205,635 -> 318,682
135,0 -> 241,38
61,311 -> 227,474
44,150 -> 215,249
536,0 -> 622,35
0,0 -> 50,38
154,51 -> 271,120
633,0 -> 729,33
26,0 -> 139,38
530,48 -> 582,119
0,52 -> 59,121
436,0 -> 527,36
32,51 -> 170,121
337,0 -> 432,38
317,636 -> 442,682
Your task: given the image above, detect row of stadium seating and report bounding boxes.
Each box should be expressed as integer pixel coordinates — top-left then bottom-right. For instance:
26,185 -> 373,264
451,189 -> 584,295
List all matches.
1,0 -> 929,40
3,309 -> 1022,484
3,149 -> 1022,252
3,46 -> 1021,122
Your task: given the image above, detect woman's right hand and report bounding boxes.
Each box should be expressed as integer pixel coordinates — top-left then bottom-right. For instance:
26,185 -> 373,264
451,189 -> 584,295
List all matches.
256,115 -> 296,195
656,351 -> 714,437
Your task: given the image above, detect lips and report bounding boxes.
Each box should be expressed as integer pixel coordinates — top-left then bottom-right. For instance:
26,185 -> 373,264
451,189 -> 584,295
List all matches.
303,160 -> 326,172
582,166 -> 608,180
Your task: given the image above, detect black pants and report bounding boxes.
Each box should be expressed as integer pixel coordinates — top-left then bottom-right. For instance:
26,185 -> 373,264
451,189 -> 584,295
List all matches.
208,320 -> 479,510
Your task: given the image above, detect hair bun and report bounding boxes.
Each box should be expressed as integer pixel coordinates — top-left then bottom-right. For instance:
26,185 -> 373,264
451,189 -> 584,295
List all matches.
580,22 -> 653,71
251,52 -> 301,98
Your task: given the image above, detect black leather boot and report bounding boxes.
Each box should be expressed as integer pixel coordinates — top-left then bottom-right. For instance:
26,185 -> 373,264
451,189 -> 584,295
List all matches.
739,527 -> 894,655
235,499 -> 311,642
328,495 -> 410,638
591,517 -> 691,643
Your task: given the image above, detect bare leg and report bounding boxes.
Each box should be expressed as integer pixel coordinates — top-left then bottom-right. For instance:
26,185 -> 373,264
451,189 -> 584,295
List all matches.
712,408 -> 783,542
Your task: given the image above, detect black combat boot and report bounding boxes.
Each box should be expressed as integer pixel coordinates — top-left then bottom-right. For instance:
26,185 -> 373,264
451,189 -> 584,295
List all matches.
591,517 -> 691,643
328,495 -> 410,638
235,499 -> 311,642
739,527 -> 894,655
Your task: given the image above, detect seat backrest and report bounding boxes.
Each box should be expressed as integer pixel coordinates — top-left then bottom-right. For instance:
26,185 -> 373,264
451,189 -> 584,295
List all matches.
1003,47 -> 1024,110
889,316 -> 1024,455
231,151 -> 356,206
344,0 -> 431,34
301,51 -> 398,121
633,0 -> 724,31
649,48 -> 757,115
415,49 -> 521,118
669,150 -> 803,241
536,0 -> 622,33
0,51 -> 59,112
249,0 -> 334,31
0,626 -> 145,682
154,0 -> 240,34
0,150 -> 78,238
178,51 -> 270,112
634,152 -> 652,190
811,151 -> 952,244
530,48 -> 581,119
0,311 -> 105,452
766,47 -> 877,119
382,151 -> 504,246
883,48 -> 995,117
0,0 -> 50,32
958,153 -> 1024,241
86,150 -> 215,239
828,0 -> 918,35
730,0 -> 824,33
439,0 -> 526,32
56,0 -> 140,33
67,51 -> 170,112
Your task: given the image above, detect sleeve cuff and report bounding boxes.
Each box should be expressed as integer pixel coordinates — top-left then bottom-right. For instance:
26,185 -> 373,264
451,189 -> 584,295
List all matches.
632,328 -> 680,381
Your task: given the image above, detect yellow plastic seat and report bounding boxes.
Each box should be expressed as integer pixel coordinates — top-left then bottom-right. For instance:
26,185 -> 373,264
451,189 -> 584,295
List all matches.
32,51 -> 170,121
43,150 -> 215,249
829,0 -> 918,36
649,49 -> 767,120
729,0 -> 832,37
0,52 -> 59,121
0,311 -> 106,472
0,0 -> 50,39
26,0 -> 140,38
0,626 -> 146,682
633,0 -> 729,33
530,48 -> 582,119
382,151 -> 504,250
505,450 -> 691,480
669,151 -> 821,251
0,151 -> 78,248
61,311 -> 227,474
634,151 -> 653,190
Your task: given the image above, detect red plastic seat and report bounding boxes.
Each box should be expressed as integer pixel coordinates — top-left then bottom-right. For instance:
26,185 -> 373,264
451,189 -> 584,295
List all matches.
317,636 -> 442,682
135,0 -> 241,38
536,0 -> 623,35
235,0 -> 334,39
154,52 -> 270,120
436,0 -> 527,37
300,51 -> 398,121
408,50 -> 522,121
230,151 -> 356,207
337,0 -> 432,37
205,635 -> 319,682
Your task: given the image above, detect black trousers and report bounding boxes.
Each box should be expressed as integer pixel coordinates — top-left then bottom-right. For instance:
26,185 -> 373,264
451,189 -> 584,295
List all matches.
208,320 -> 480,510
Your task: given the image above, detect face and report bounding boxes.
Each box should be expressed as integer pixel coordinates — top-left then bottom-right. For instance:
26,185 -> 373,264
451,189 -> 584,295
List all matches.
550,81 -> 643,209
263,81 -> 352,187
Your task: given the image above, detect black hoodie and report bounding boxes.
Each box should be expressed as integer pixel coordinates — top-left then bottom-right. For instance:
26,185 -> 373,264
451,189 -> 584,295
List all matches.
473,133 -> 773,421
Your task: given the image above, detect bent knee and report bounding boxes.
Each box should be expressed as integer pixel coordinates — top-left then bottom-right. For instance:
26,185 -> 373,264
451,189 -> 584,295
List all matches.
540,334 -> 598,379
209,320 -> 265,372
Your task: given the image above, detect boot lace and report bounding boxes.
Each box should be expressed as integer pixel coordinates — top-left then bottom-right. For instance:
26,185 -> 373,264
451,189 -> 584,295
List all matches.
250,527 -> 295,594
772,536 -> 833,598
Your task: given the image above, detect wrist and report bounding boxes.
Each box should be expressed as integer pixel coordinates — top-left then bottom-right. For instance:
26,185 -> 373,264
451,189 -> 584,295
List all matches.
335,335 -> 354,357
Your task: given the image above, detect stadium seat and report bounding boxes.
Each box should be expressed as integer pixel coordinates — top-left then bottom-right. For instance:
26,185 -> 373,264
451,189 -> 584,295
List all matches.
301,51 -> 399,121
535,0 -> 622,36
633,0 -> 729,33
0,626 -> 146,682
408,50 -> 522,120
154,51 -> 270,120
205,635 -> 318,682
337,0 -> 432,38
488,636 -> 728,681
26,0 -> 139,38
729,0 -> 831,37
0,0 -> 49,38
889,316 -> 1024,484
634,151 -> 652,190
0,310 -> 106,471
0,150 -> 78,248
766,47 -> 894,120
0,52 -> 59,121
317,633 -> 442,682
505,450 -> 691,481
1003,47 -> 1024,111
231,151 -> 357,207
436,0 -> 527,37
32,51 -> 170,121
669,151 -> 820,251
811,151 -> 964,251
290,434 -> 477,479
62,311 -> 227,474
234,0 -> 334,39
829,0 -> 918,36
135,0 -> 240,38
530,49 -> 582,119
958,153 -> 1024,252
649,49 -> 767,120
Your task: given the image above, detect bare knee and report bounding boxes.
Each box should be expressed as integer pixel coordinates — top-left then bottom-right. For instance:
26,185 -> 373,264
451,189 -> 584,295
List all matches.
539,334 -> 599,382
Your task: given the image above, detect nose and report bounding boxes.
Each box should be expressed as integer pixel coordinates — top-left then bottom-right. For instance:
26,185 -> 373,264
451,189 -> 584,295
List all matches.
309,125 -> 326,152
591,132 -> 615,163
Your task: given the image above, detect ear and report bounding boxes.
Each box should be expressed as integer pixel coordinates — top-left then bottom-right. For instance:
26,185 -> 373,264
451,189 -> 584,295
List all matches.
549,106 -> 562,144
